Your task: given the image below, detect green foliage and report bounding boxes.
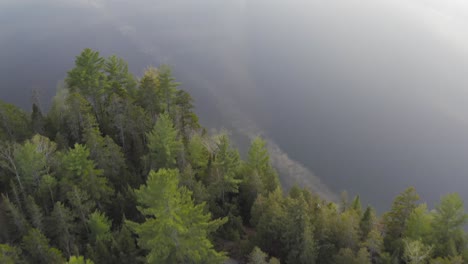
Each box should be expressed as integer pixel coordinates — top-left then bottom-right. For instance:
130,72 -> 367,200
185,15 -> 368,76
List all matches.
158,64 -> 179,115
104,55 -> 136,96
145,113 -> 182,170
109,223 -> 142,264
22,228 -> 64,264
173,89 -> 199,145
383,187 -> 420,258
251,188 -> 286,257
49,202 -> 75,258
431,193 -> 468,257
83,126 -> 128,190
1,49 -> 468,264
2,194 -> 29,239
127,169 -> 227,263
137,67 -> 162,120
66,186 -> 95,228
60,144 -> 111,203
403,239 -> 433,264
404,204 -> 433,242
88,210 -> 112,242
67,255 -> 95,264
208,134 -> 242,203
66,48 -> 105,100
359,206 -> 376,240
31,103 -> 45,135
333,247 -> 371,264
0,243 -> 23,264
248,247 -> 269,264
351,195 -> 362,216
246,137 -> 279,194
240,137 -> 279,223
0,100 -> 31,142
429,255 -> 463,264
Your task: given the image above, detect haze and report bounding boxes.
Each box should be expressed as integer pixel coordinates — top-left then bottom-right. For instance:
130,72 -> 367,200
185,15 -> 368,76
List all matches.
1,0 -> 468,210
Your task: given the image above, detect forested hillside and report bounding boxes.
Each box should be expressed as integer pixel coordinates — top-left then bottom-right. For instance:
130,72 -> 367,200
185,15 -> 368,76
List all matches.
0,49 -> 467,264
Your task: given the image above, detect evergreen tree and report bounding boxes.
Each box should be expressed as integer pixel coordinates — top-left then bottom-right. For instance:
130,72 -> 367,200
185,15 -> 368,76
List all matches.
67,255 -> 95,264
0,243 -> 24,264
248,247 -> 269,264
431,193 -> 468,257
31,103 -> 45,135
127,169 -> 227,263
104,55 -> 136,97
359,206 -> 376,240
66,48 -> 106,121
49,202 -> 76,258
145,113 -> 182,170
137,67 -> 162,122
0,100 -> 31,142
22,228 -> 64,264
208,134 -> 241,204
157,65 -> 179,115
383,187 -> 420,258
60,144 -> 111,205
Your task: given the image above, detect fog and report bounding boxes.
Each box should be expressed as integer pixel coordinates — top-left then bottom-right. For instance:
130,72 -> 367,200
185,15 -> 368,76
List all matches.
2,0 -> 468,210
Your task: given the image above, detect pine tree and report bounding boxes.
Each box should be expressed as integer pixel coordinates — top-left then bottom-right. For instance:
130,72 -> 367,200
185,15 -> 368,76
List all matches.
145,113 -> 182,171
383,187 -> 420,258
431,193 -> 468,257
22,228 -> 64,264
209,134 -> 241,203
0,243 -> 23,264
359,206 -> 375,240
60,144 -> 111,204
67,255 -> 95,264
248,247 -> 269,264
127,169 -> 227,264
49,202 -> 75,258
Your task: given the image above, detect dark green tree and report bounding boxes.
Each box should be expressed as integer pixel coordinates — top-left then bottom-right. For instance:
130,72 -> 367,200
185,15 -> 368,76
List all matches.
145,113 -> 182,171
0,243 -> 24,264
383,187 -> 420,258
48,202 -> 76,258
22,228 -> 64,264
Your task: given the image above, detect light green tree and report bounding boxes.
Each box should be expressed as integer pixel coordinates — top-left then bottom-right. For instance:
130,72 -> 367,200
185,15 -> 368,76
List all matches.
403,239 -> 433,264
0,243 -> 23,264
248,247 -> 269,264
127,169 -> 227,264
246,137 -> 279,194
404,203 -> 433,242
431,193 -> 468,257
240,137 -> 279,223
66,48 -> 106,116
60,144 -> 111,204
67,255 -> 95,264
104,55 -> 136,96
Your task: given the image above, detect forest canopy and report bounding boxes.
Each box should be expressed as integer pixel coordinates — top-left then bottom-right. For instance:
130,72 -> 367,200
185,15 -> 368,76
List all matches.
0,49 -> 467,264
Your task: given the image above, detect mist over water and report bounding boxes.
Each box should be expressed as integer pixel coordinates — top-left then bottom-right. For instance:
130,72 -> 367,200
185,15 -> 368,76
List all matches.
2,0 -> 468,210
